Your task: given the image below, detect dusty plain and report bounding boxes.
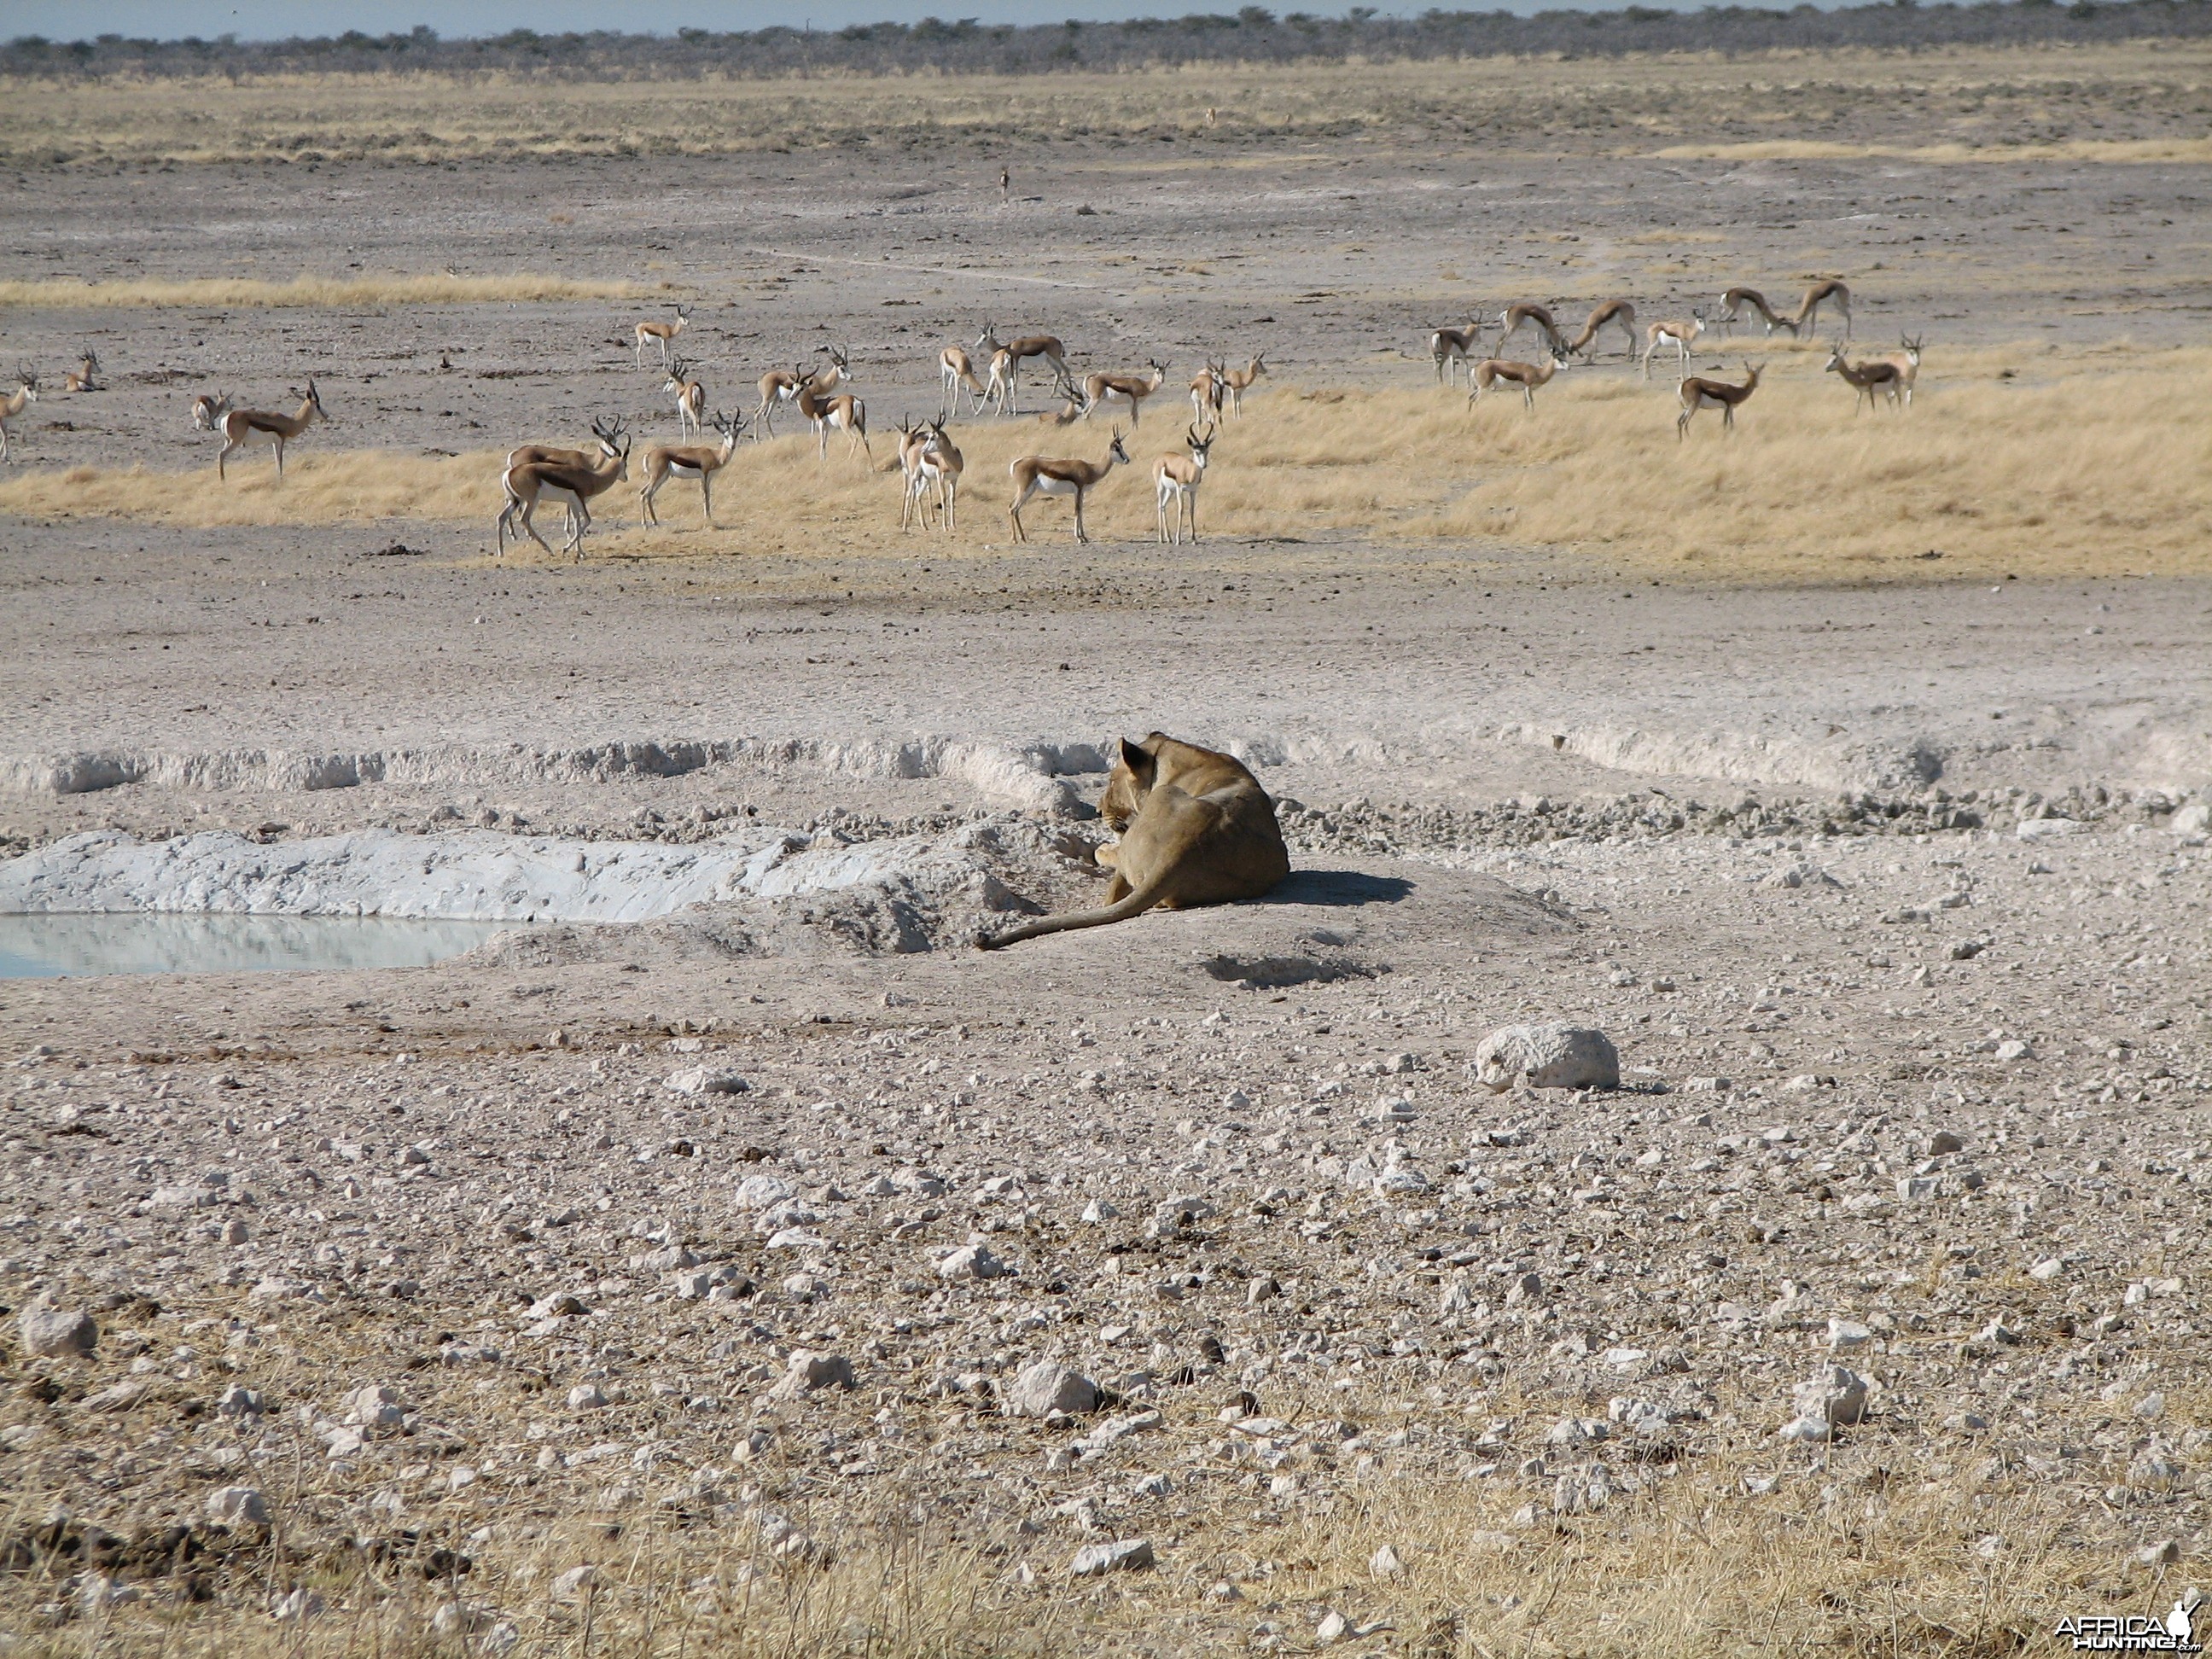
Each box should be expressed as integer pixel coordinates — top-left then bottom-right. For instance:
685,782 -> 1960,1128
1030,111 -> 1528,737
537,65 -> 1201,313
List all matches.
3,42 -> 2212,1659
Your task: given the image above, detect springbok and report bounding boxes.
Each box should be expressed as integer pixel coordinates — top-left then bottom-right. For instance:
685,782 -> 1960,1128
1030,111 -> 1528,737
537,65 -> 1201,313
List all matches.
217,379 -> 328,480
1468,347 -> 1567,413
975,320 -> 1069,410
664,356 -> 705,440
1190,359 -> 1226,424
1878,335 -> 1923,408
1564,300 -> 1638,363
917,417 -> 963,533
0,367 -> 39,463
504,416 -> 626,542
1642,311 -> 1706,380
498,420 -> 630,560
795,366 -> 869,462
1498,303 -> 1569,358
940,343 -> 987,416
1717,287 -> 1796,338
1792,280 -> 1851,340
1154,422 -> 1214,545
639,410 -> 743,526
189,391 -> 232,432
1220,352 -> 1266,417
1429,320 -> 1486,386
1824,343 -> 1901,414
1008,428 -> 1130,544
1084,358 -> 1168,428
634,305 -> 690,369
1676,363 -> 1761,439
61,349 -> 100,393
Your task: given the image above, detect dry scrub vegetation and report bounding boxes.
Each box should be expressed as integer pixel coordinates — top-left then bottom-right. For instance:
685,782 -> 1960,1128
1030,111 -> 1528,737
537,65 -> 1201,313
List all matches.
4,40 -> 2210,165
7,342 -> 2205,583
0,274 -> 650,311
0,1377 -> 2116,1659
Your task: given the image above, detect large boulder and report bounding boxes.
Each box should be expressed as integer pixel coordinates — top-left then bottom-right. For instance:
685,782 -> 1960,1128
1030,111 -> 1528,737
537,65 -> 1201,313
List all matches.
1004,1360 -> 1097,1418
1472,1024 -> 1619,1093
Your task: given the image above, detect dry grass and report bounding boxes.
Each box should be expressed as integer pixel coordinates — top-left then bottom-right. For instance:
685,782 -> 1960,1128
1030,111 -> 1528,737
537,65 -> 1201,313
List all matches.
7,342 -> 2207,584
0,273 -> 650,311
4,41 -> 2210,166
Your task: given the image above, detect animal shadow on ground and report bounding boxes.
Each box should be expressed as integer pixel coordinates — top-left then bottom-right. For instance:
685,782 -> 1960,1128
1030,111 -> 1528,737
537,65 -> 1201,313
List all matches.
1259,870 -> 1416,907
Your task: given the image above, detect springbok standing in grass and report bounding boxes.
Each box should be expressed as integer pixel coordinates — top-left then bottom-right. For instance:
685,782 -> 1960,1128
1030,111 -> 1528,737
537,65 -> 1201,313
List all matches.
61,349 -> 100,393
0,367 -> 39,463
1154,422 -> 1214,545
1877,335 -> 1923,408
1791,280 -> 1851,340
189,391 -> 232,433
1468,347 -> 1567,413
634,304 -> 690,369
975,320 -> 1069,413
810,343 -> 853,397
1429,320 -> 1485,385
664,356 -> 706,439
1642,311 -> 1707,380
753,363 -> 808,439
795,366 -> 869,462
940,342 -> 987,416
498,419 -> 630,559
1717,287 -> 1796,337
1190,359 -> 1226,423
1008,428 -> 1130,544
1564,300 -> 1638,363
895,416 -> 934,531
1498,303 -> 1569,358
1084,358 -> 1168,428
1676,362 -> 1761,439
504,415 -> 625,543
1824,342 -> 1901,414
217,378 -> 328,480
639,410 -> 743,527
917,417 -> 963,533
1220,352 -> 1266,418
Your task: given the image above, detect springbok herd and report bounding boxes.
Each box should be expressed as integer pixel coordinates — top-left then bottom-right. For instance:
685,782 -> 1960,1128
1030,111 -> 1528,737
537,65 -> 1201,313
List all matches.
0,276 -> 1924,560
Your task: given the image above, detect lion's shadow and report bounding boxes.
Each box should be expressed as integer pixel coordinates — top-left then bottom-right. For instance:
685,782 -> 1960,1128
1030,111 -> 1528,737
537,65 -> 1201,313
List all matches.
1260,869 -> 1416,908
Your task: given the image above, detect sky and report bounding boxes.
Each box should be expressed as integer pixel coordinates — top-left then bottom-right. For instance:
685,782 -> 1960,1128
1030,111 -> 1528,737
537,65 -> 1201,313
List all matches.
9,0 -> 1726,42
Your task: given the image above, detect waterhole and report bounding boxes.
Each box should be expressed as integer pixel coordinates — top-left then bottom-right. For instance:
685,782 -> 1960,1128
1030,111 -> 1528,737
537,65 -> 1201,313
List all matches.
0,913 -> 519,980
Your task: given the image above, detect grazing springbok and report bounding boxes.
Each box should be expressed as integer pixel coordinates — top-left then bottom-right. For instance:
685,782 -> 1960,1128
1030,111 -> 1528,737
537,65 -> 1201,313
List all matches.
1429,320 -> 1486,386
1008,428 -> 1130,544
217,378 -> 328,480
1676,363 -> 1761,439
1154,422 -> 1215,545
1717,287 -> 1796,337
1467,348 -> 1567,413
1498,303 -> 1569,358
1642,311 -> 1707,380
189,391 -> 233,432
663,356 -> 706,440
1824,343 -> 1901,414
794,366 -> 869,462
497,420 -> 630,559
639,410 -> 743,526
1084,358 -> 1168,428
62,349 -> 100,393
1791,280 -> 1852,340
1220,352 -> 1266,417
634,304 -> 690,369
0,367 -> 39,463
1564,300 -> 1638,363
939,343 -> 988,416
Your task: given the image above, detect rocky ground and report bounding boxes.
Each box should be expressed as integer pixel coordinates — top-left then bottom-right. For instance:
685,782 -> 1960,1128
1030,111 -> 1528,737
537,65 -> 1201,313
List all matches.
3,129 -> 2212,1659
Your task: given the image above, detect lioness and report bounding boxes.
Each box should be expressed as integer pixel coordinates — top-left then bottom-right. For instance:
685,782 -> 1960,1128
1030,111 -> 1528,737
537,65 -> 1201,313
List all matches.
978,732 -> 1290,948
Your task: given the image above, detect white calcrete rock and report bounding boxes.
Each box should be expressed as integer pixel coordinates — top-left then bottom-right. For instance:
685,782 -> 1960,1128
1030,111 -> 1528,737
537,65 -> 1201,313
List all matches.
938,1243 -> 1010,1281
1472,1024 -> 1620,1093
1792,1365 -> 1869,1429
18,1304 -> 97,1358
768,1349 -> 855,1400
1069,1538 -> 1154,1576
1004,1360 -> 1097,1418
341,1384 -> 406,1429
206,1487 -> 270,1527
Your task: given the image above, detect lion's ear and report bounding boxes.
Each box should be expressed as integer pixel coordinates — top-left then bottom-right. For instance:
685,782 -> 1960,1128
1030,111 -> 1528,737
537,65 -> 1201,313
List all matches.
1119,736 -> 1154,775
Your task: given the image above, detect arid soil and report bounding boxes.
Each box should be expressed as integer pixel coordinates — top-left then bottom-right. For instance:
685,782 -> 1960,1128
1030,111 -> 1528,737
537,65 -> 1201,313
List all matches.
3,108 -> 2212,1658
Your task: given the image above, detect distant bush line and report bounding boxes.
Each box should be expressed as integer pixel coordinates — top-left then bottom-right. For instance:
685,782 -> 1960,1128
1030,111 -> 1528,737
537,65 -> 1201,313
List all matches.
6,0 -> 2210,81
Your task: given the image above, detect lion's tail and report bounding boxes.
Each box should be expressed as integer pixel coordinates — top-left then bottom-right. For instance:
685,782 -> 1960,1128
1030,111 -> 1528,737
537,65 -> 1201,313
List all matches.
975,875 -> 1171,950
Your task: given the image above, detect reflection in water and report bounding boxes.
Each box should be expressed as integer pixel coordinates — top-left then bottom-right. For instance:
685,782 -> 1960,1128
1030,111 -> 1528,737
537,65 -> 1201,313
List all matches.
0,912 -> 524,979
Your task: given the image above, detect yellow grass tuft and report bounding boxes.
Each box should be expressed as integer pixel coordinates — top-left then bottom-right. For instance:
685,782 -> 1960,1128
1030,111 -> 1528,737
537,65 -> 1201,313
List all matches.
0,272 -> 651,311
6,344 -> 2208,582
